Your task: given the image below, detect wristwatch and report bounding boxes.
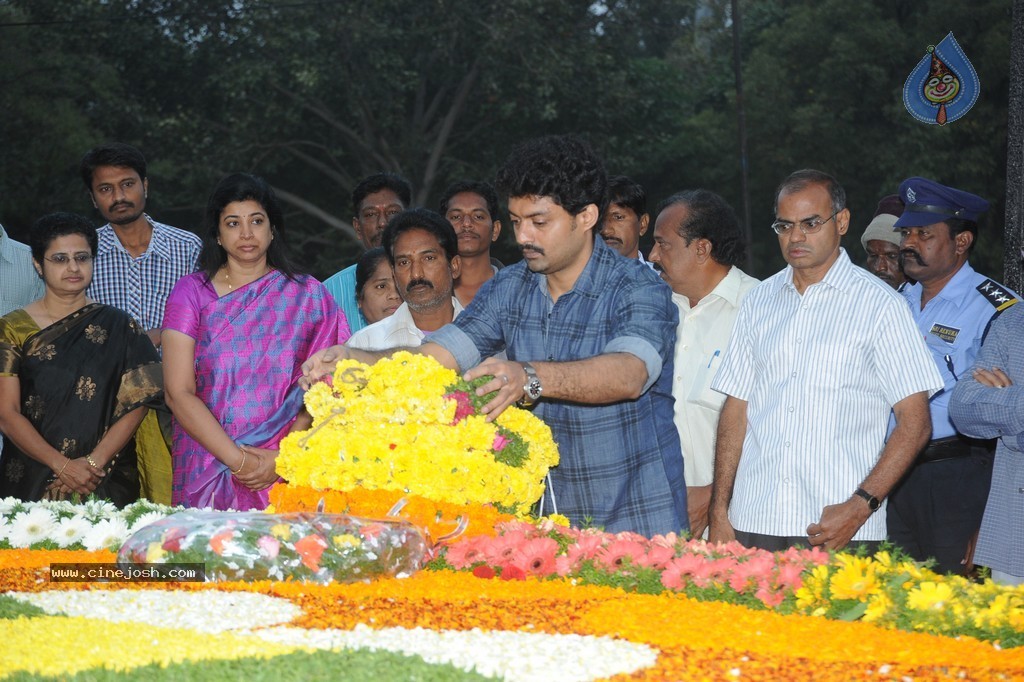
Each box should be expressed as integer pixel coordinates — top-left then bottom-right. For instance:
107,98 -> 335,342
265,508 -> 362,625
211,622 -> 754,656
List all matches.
518,362 -> 543,407
853,487 -> 881,512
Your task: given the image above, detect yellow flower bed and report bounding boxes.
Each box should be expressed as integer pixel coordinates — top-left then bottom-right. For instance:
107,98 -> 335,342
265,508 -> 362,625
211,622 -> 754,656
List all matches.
3,548 -> 1023,680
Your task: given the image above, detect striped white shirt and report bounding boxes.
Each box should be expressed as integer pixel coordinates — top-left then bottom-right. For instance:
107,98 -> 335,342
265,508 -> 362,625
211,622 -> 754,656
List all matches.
711,249 -> 942,540
0,225 -> 44,317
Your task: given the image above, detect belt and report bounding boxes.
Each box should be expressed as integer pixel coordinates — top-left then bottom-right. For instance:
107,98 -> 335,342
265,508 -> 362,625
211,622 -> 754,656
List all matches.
916,435 -> 995,465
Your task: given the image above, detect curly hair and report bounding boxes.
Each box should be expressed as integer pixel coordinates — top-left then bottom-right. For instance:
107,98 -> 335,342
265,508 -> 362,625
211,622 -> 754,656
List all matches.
495,135 -> 607,216
30,212 -> 98,262
351,173 -> 413,215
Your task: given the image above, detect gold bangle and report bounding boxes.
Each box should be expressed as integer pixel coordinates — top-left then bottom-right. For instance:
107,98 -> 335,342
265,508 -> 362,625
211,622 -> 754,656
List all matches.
55,457 -> 71,479
86,455 -> 100,469
230,448 -> 247,475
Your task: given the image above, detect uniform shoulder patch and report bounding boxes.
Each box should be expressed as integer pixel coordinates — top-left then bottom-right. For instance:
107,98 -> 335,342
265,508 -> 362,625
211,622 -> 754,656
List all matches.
976,279 -> 1018,311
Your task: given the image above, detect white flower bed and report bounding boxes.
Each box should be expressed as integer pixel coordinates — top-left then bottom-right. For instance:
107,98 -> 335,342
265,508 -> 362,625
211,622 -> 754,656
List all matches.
0,498 -> 179,551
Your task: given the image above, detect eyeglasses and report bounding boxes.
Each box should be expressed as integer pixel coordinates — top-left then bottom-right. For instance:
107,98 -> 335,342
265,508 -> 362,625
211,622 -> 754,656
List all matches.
770,210 -> 839,236
44,253 -> 93,266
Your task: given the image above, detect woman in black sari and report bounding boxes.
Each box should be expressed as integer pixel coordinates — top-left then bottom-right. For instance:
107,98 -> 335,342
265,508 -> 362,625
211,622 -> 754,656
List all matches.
0,213 -> 162,505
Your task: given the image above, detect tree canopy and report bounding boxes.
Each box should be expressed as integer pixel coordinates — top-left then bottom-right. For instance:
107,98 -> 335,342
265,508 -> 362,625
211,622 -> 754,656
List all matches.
0,0 -> 1012,280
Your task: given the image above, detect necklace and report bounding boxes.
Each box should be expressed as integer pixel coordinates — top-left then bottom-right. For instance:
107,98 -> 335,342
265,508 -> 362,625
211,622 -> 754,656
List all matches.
42,299 -> 60,323
222,269 -> 234,291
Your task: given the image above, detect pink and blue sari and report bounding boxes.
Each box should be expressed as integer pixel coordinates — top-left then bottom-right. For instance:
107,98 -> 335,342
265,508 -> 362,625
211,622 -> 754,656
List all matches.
164,270 -> 349,509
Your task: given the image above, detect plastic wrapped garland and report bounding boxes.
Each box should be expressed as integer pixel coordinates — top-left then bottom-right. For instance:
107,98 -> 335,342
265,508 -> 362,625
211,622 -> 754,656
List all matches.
117,510 -> 428,583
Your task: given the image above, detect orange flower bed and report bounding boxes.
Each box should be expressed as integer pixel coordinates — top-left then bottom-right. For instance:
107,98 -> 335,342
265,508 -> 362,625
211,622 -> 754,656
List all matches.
4,550 -> 1023,680
267,483 -> 516,542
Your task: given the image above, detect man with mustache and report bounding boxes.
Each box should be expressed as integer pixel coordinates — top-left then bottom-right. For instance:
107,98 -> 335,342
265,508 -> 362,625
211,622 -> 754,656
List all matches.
304,135 -> 686,537
81,143 -> 201,350
439,181 -> 503,307
648,190 -> 759,538
860,195 -> 909,290
887,177 -> 1019,575
708,169 -> 941,552
80,142 -> 202,505
600,175 -> 652,265
322,173 -> 412,334
346,209 -> 463,350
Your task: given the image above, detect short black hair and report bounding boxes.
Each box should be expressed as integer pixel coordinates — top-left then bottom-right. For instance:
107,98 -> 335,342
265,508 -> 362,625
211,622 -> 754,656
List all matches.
773,168 -> 846,215
945,217 -> 979,254
381,208 -> 459,265
30,212 -> 98,262
495,135 -> 607,216
80,142 -> 147,190
438,180 -> 500,220
198,173 -> 296,281
607,175 -> 647,218
352,173 -> 413,215
355,246 -> 390,299
658,190 -> 746,267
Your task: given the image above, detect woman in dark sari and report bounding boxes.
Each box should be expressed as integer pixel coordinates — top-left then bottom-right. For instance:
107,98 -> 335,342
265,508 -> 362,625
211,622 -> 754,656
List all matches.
0,213 -> 162,505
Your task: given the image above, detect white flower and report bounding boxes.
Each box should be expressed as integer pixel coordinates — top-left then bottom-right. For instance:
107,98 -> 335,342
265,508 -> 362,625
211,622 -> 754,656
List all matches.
82,517 -> 130,551
128,511 -> 170,534
7,507 -> 58,547
0,496 -> 24,518
46,499 -> 78,517
53,516 -> 92,548
81,498 -> 117,521
0,516 -> 10,544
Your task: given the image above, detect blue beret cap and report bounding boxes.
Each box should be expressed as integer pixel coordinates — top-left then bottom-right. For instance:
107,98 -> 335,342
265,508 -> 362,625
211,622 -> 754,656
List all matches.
893,177 -> 990,228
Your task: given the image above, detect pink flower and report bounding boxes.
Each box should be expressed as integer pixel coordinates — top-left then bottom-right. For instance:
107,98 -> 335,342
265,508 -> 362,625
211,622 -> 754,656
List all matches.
661,557 -> 691,591
444,391 -> 475,424
775,562 -> 805,591
483,531 -> 529,567
596,539 -> 646,570
554,555 -> 576,577
635,544 -> 675,570
650,532 -> 680,549
510,537 -> 559,577
257,535 -> 280,559
566,533 -> 605,564
755,584 -> 785,608
492,433 -> 510,452
445,537 -> 488,569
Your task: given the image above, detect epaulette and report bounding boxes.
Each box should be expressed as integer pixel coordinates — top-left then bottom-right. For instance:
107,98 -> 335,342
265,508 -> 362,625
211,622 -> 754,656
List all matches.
976,279 -> 1018,312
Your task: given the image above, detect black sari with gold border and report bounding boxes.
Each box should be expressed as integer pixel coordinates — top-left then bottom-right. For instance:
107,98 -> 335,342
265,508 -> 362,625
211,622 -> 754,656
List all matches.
0,303 -> 163,505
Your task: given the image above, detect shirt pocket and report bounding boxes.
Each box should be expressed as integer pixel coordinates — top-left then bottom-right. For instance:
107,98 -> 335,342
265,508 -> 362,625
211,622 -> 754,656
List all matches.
688,348 -> 727,411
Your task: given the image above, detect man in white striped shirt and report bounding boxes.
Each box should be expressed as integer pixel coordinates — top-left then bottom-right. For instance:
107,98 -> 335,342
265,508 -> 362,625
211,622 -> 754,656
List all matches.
708,170 -> 942,551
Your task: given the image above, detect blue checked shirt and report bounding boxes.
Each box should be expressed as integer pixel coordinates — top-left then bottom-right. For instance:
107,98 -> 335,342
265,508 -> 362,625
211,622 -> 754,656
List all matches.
87,217 -> 201,332
431,238 -> 687,537
0,225 -> 44,317
949,302 -> 1024,577
712,250 -> 943,541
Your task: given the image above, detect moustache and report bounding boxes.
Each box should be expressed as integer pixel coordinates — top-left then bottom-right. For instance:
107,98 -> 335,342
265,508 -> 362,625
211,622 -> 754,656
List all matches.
458,230 -> 479,239
899,249 -> 926,267
519,244 -> 545,257
405,278 -> 434,293
111,201 -> 134,210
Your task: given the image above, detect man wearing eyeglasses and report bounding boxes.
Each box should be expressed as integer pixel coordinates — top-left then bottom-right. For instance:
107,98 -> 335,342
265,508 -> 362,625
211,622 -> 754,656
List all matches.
322,173 -> 413,333
886,177 -> 1019,575
439,180 -> 503,307
707,169 -> 942,552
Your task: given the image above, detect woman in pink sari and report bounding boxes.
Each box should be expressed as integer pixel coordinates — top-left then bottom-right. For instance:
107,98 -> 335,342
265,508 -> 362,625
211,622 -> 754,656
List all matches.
163,173 -> 350,509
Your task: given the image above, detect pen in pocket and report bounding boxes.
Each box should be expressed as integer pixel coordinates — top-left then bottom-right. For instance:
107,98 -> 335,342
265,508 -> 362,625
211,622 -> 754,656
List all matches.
707,349 -> 721,369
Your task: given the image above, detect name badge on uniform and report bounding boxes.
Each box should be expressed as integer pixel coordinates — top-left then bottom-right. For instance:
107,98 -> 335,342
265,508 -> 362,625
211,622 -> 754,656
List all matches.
929,323 -> 959,344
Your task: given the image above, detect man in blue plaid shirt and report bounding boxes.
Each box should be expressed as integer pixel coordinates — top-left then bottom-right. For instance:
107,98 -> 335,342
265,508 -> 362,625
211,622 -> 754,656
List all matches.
304,135 -> 687,537
81,143 -> 201,350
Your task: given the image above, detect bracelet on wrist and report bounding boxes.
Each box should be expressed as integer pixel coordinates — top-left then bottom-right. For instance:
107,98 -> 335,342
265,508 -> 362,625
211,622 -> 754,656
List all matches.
230,447 -> 248,475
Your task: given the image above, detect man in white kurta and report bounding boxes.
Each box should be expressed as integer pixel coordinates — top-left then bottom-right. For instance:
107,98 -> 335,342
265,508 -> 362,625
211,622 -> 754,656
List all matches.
648,190 -> 758,537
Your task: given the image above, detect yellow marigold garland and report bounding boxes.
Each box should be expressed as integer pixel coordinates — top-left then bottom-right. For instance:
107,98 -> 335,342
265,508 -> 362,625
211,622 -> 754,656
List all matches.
276,352 -> 559,512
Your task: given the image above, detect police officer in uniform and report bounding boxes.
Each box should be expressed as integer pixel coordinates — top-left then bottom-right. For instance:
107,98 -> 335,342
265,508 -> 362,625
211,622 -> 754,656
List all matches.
887,177 -> 1018,575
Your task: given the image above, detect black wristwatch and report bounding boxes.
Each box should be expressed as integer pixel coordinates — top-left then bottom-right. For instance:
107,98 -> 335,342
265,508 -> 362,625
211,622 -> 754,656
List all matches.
853,487 -> 881,512
518,362 -> 543,407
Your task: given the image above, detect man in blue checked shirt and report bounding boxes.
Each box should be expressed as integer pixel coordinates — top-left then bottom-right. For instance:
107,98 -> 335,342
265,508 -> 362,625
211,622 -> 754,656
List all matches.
80,143 -> 201,350
304,135 -> 687,537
